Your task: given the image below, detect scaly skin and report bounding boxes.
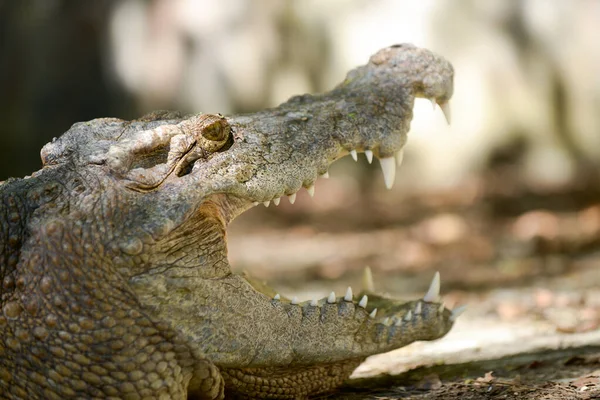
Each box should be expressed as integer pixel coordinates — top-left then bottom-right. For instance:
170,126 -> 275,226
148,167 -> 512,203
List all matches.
0,44 -> 458,399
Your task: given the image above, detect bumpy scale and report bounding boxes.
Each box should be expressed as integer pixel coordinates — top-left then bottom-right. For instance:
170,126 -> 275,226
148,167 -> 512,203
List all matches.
0,44 -> 460,399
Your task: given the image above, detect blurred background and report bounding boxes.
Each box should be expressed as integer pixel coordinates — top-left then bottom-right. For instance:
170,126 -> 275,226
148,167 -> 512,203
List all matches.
1,0 -> 599,376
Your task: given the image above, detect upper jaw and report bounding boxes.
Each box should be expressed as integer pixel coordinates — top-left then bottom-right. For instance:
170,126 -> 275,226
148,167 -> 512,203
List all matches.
189,44 -> 453,206
93,44 -> 453,223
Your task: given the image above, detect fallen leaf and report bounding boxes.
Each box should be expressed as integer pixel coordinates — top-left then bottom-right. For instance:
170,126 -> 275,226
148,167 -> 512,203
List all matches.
476,371 -> 495,383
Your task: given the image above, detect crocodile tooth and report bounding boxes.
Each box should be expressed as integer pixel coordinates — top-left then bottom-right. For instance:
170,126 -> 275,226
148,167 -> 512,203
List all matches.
430,98 -> 437,110
310,299 -> 318,307
394,317 -> 403,326
273,197 -> 281,206
439,101 -> 451,125
396,149 -> 404,167
438,303 -> 445,313
423,271 -> 440,302
379,157 -> 396,189
307,184 -> 315,197
291,296 -> 299,305
327,291 -> 336,304
263,201 -> 270,207
350,149 -> 358,161
344,287 -> 353,301
273,293 -> 280,300
321,171 -> 329,179
382,317 -> 390,325
253,202 -> 259,206
358,295 -> 368,308
414,302 -> 422,315
364,150 -> 373,164
369,308 -> 377,318
362,266 -> 374,292
288,193 -> 296,204
450,305 -> 467,322
403,310 -> 413,321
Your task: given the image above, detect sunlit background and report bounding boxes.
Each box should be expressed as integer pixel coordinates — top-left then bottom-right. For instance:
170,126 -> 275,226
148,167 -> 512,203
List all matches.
1,0 -> 599,378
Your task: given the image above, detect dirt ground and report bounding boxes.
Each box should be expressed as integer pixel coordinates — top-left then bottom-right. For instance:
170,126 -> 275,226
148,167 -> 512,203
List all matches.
335,348 -> 600,399
228,158 -> 600,399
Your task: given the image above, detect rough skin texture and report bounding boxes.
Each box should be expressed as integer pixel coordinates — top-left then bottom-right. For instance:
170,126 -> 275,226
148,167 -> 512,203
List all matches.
0,44 -> 454,399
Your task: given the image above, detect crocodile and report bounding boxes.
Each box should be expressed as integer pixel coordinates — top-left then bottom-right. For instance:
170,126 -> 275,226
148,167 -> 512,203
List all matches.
0,44 -> 462,399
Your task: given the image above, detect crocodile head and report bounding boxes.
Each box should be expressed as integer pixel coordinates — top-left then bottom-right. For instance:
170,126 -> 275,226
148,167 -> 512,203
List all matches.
1,44 -> 460,399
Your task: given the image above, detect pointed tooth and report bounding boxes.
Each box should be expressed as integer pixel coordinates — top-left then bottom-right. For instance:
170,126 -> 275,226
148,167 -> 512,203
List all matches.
450,305 -> 467,322
350,149 -> 358,161
439,101 -> 451,125
273,293 -> 280,300
394,317 -> 403,326
403,310 -> 413,321
364,150 -> 373,164
310,299 -> 318,307
379,157 -> 396,189
291,296 -> 299,305
358,295 -> 368,309
344,287 -> 353,302
362,266 -> 374,292
423,271 -> 441,302
382,317 -> 390,325
273,197 -> 281,206
438,303 -> 445,313
369,308 -> 377,318
253,202 -> 259,206
288,193 -> 296,204
396,149 -> 404,167
414,302 -> 422,315
327,291 -> 336,304
263,201 -> 271,207
307,184 -> 315,197
430,98 -> 437,110
321,171 -> 329,179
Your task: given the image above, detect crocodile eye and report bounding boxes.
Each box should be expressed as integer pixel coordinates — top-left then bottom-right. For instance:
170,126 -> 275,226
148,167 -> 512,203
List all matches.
201,117 -> 230,142
188,114 -> 231,152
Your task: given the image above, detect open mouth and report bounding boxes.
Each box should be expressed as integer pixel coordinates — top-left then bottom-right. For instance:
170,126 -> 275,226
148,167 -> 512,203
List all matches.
230,97 -> 463,322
